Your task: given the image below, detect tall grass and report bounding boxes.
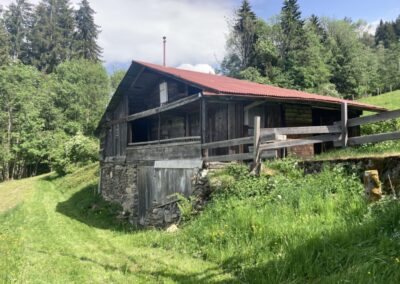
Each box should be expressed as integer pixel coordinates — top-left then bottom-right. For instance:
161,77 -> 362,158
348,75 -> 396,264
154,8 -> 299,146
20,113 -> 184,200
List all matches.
155,160 -> 400,283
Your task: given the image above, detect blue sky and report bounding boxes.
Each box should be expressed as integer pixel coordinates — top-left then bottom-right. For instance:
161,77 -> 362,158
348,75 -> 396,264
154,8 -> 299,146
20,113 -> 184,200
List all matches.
246,0 -> 400,22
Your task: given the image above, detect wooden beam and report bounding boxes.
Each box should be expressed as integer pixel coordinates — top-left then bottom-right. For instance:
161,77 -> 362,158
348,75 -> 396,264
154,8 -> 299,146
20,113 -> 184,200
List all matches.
201,136 -> 253,149
129,66 -> 145,90
244,100 -> 265,111
126,94 -> 200,122
261,125 -> 341,136
129,136 -> 200,147
347,109 -> 400,127
253,116 -> 261,163
201,98 -> 208,157
204,153 -> 253,163
348,132 -> 400,146
341,102 -> 348,148
259,134 -> 340,151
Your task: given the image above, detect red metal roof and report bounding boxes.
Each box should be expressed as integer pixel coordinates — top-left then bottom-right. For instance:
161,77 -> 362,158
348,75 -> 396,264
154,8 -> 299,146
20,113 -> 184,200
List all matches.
135,60 -> 386,112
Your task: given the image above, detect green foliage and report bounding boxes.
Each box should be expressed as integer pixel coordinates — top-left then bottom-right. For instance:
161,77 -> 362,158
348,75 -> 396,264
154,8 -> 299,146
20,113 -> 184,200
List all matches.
223,1 -> 400,98
51,132 -> 98,175
29,0 -> 75,73
3,0 -> 33,61
52,59 -> 110,135
73,0 -> 102,62
110,69 -> 126,93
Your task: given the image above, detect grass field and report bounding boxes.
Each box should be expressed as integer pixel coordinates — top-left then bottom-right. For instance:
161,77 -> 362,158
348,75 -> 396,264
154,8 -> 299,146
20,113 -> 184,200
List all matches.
0,164 -> 235,283
1,161 -> 400,283
359,90 -> 400,111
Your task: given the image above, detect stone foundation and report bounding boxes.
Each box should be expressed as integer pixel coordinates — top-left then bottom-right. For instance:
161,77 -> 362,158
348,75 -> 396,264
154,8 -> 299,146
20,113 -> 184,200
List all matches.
100,161 -> 139,224
100,162 -> 212,228
300,155 -> 400,195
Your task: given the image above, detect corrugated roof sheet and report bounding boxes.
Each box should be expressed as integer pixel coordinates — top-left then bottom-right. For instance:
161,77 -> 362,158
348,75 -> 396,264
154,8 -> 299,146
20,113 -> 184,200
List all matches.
135,60 -> 385,112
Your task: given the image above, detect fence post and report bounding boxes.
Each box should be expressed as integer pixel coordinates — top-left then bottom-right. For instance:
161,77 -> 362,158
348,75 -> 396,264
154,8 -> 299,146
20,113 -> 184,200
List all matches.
253,116 -> 261,164
341,102 -> 348,148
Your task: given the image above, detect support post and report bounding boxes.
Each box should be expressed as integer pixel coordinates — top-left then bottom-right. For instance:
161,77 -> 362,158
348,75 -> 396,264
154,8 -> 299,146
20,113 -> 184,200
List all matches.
201,98 -> 208,158
253,116 -> 261,163
341,102 -> 348,148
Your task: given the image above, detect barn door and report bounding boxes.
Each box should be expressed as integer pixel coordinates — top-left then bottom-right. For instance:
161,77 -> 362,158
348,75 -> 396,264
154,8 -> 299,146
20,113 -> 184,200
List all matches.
137,166 -> 155,220
137,160 -> 202,222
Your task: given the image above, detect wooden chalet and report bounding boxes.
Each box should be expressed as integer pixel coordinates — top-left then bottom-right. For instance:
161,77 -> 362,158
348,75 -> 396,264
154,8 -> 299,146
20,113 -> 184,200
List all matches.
96,60 -> 384,226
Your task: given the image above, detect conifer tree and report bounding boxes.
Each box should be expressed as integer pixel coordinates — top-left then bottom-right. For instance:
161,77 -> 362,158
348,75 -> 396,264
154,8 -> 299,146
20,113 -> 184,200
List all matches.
4,0 -> 33,62
221,0 -> 257,76
29,0 -> 74,73
0,9 -> 11,65
74,0 -> 101,62
280,0 -> 304,59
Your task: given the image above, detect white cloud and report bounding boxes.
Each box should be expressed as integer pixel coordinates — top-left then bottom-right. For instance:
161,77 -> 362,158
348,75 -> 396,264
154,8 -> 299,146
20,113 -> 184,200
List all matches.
177,63 -> 215,74
366,20 -> 380,35
0,0 -> 233,68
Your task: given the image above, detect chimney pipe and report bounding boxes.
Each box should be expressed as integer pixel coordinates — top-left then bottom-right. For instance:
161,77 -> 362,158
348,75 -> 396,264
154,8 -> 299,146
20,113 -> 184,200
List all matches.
163,36 -> 166,67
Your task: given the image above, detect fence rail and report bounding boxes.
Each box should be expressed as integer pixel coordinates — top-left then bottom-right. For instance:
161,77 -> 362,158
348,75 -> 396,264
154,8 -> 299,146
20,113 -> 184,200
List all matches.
202,103 -> 400,164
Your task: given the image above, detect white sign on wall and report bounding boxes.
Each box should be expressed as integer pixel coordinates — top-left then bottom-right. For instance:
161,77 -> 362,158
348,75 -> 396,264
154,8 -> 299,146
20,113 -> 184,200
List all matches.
159,82 -> 168,104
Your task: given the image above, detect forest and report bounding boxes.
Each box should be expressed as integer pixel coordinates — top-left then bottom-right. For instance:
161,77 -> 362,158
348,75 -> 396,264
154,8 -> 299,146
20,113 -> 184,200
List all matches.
0,0 -> 400,182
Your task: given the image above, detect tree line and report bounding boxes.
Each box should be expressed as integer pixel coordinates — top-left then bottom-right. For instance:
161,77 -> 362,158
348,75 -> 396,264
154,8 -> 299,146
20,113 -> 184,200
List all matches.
222,0 -> 400,99
0,0 -> 122,181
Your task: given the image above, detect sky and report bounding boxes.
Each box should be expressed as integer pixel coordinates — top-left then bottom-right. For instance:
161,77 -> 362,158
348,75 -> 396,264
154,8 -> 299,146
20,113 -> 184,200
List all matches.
0,0 -> 400,73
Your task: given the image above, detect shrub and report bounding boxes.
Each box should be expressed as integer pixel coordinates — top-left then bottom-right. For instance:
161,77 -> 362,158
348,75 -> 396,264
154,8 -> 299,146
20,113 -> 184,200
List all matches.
51,132 -> 98,175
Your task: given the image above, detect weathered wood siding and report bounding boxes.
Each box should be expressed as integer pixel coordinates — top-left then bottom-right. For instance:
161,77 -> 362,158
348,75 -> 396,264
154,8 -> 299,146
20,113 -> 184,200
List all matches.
137,165 -> 197,220
127,142 -> 201,162
284,104 -> 314,157
207,102 -> 244,155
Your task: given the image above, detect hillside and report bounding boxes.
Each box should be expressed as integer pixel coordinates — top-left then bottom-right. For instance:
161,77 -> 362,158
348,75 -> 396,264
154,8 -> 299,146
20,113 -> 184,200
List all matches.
1,161 -> 400,283
359,90 -> 400,110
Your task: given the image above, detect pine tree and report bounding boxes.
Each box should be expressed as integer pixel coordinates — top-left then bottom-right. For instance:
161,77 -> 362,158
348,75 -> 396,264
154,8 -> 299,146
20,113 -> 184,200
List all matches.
4,0 -> 33,62
29,0 -> 74,73
74,0 -> 101,62
309,14 -> 326,42
222,0 -> 258,75
280,0 -> 304,59
394,16 -> 400,38
0,8 -> 11,65
375,20 -> 397,48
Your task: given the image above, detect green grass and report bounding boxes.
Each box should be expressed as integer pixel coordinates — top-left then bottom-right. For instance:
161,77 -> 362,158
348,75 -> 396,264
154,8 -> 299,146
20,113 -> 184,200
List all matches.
1,161 -> 400,283
359,90 -> 400,111
0,164 -> 235,283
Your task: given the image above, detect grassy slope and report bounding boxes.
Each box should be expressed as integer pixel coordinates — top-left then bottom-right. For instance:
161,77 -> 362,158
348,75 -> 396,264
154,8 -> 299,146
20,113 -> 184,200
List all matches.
359,90 -> 400,111
314,90 -> 400,160
0,164 -> 235,283
2,162 -> 400,283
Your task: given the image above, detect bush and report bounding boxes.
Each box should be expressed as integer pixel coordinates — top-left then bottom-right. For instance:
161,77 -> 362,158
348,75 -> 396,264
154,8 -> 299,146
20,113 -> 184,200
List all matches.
51,132 -> 98,175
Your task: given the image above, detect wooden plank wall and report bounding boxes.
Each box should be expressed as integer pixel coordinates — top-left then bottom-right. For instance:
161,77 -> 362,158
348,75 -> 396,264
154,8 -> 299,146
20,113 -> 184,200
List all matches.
127,142 -> 201,162
207,102 -> 244,156
284,104 -> 314,157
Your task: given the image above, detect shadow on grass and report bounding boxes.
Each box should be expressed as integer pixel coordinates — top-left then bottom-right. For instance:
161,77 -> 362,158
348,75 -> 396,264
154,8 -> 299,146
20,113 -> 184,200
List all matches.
33,246 -> 235,283
56,183 -> 134,232
220,200 -> 400,283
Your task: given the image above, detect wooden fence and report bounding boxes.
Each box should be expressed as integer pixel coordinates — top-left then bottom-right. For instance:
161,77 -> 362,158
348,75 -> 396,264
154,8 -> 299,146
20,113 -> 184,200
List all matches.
203,102 -> 400,163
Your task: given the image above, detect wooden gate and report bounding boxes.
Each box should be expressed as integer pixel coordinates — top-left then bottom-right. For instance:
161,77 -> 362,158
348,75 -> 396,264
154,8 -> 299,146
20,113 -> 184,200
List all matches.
137,159 -> 203,221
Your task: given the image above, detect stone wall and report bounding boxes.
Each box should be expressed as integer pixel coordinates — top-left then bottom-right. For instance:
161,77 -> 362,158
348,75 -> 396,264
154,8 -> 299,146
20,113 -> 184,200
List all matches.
100,162 -> 211,228
300,155 -> 400,195
100,161 -> 139,224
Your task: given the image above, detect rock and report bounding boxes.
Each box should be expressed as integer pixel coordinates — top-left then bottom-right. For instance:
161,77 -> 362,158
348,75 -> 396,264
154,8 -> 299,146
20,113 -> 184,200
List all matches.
166,224 -> 179,233
364,170 -> 382,202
